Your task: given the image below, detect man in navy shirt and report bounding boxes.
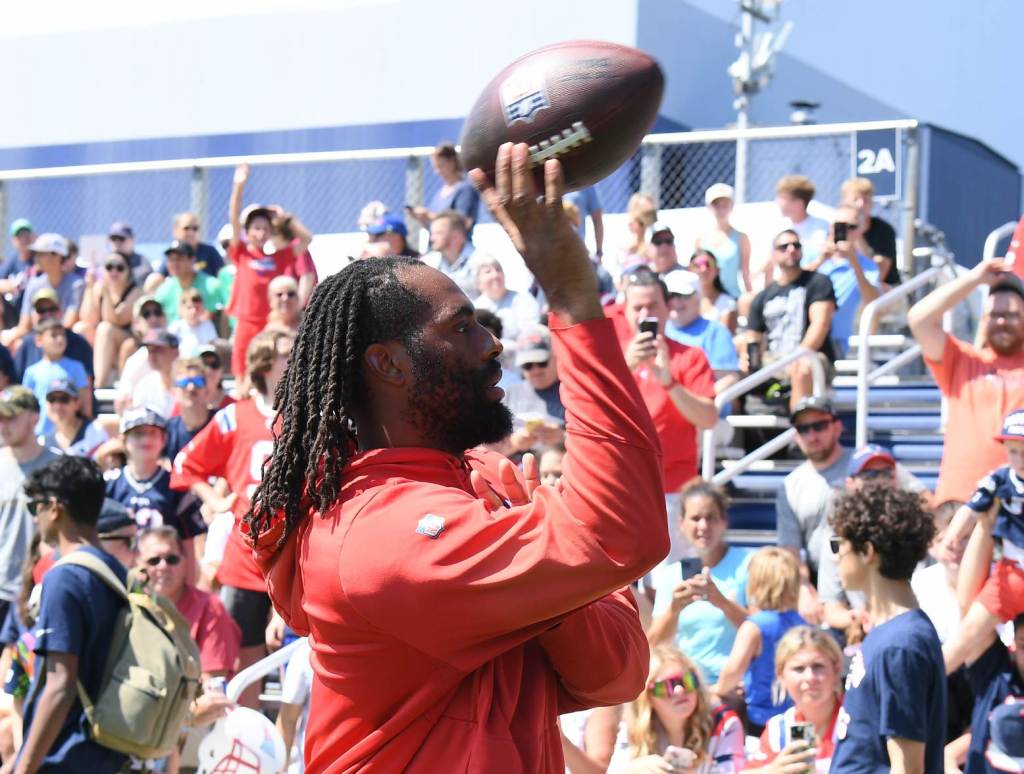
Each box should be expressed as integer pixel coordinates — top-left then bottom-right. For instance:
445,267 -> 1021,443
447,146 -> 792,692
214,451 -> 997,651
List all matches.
17,455 -> 129,773
829,485 -> 946,773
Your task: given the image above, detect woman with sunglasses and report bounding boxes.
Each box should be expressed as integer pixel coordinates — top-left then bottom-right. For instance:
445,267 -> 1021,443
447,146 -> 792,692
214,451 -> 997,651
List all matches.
606,646 -> 745,773
39,377 -> 109,458
744,626 -> 843,773
688,250 -> 737,333
78,252 -> 143,387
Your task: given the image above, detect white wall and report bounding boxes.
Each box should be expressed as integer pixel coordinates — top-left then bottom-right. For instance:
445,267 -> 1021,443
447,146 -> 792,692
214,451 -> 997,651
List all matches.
0,0 -> 637,148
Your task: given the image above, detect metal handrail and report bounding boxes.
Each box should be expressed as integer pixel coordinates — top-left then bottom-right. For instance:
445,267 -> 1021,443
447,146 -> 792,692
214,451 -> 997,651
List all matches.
226,636 -> 307,703
982,220 -> 1019,262
700,347 -> 826,481
854,266 -> 948,447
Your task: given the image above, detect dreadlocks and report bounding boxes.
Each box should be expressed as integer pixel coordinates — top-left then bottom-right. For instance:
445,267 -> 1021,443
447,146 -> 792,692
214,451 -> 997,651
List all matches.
246,256 -> 431,547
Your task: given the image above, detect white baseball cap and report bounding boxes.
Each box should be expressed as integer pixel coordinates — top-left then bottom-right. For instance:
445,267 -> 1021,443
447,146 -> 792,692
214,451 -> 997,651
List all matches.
663,269 -> 701,297
705,183 -> 735,206
29,233 -> 69,257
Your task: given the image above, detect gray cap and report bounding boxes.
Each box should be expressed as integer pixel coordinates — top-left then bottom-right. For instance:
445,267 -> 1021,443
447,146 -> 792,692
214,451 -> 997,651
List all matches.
119,407 -> 168,435
789,395 -> 837,422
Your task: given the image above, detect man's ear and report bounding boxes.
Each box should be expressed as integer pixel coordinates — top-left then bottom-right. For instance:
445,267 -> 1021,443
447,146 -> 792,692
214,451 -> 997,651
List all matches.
861,541 -> 878,568
363,341 -> 411,388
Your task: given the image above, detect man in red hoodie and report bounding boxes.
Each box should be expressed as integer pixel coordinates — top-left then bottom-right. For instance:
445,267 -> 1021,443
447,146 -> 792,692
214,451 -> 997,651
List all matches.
246,145 -> 669,772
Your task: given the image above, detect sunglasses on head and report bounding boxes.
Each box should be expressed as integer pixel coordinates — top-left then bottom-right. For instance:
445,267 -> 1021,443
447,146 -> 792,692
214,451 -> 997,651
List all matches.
522,361 -> 549,371
105,262 -> 127,273
175,375 -> 206,390
46,393 -> 74,404
793,418 -> 833,435
648,671 -> 699,698
143,553 -> 182,567
652,236 -> 674,246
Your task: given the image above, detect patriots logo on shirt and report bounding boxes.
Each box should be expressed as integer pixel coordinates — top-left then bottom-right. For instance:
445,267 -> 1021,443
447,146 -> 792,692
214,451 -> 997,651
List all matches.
249,257 -> 278,275
415,514 -> 446,538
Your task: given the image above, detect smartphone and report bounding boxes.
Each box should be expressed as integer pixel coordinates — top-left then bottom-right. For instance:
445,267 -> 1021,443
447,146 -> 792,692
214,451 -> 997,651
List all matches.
833,222 -> 848,243
789,721 -> 815,745
746,341 -> 762,373
680,557 -> 703,580
639,317 -> 659,338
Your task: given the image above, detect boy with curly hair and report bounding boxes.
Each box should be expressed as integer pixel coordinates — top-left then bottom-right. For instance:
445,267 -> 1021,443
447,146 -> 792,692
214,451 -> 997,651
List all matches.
828,486 -> 946,773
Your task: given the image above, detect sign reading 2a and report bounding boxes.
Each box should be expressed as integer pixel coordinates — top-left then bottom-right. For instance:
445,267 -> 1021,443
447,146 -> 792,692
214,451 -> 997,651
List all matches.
853,129 -> 901,199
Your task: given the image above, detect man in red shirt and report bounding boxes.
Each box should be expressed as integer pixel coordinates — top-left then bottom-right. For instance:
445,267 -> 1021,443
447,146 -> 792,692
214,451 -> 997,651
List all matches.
245,146 -> 669,772
619,268 -> 718,560
226,164 -> 313,378
171,329 -> 293,706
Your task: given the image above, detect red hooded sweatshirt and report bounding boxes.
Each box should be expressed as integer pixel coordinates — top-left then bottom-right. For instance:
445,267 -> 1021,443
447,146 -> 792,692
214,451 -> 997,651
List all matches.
252,317 -> 669,772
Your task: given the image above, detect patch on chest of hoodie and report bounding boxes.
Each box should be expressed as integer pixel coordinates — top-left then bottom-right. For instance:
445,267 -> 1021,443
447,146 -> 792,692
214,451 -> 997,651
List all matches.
415,513 -> 446,538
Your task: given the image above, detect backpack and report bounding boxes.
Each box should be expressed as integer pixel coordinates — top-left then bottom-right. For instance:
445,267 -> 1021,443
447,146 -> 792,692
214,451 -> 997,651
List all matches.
55,551 -> 202,759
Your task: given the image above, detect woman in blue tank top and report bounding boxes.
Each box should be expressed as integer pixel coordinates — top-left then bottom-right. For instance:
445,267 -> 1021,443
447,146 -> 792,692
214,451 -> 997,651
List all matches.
695,183 -> 751,299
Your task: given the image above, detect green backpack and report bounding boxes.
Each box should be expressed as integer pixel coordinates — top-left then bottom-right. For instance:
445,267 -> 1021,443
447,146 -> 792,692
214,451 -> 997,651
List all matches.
56,552 -> 203,759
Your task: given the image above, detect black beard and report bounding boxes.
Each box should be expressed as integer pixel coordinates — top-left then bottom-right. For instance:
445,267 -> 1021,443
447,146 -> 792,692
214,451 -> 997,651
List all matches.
403,338 -> 513,455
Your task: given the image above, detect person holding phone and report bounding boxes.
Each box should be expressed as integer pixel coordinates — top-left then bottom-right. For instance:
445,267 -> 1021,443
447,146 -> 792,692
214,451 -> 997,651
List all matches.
648,481 -> 753,687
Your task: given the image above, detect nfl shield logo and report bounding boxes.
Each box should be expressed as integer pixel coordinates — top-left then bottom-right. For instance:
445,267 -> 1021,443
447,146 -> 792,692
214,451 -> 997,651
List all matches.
500,67 -> 550,125
416,514 -> 446,538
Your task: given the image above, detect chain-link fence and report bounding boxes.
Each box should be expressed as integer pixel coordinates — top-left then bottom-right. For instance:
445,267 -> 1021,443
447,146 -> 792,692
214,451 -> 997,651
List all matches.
0,120 -> 919,270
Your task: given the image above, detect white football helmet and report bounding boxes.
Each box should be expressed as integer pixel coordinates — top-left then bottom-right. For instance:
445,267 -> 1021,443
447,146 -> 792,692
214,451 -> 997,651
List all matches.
197,707 -> 287,774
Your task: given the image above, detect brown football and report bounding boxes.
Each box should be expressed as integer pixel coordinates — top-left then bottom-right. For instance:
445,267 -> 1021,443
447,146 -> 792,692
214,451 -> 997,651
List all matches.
459,40 -> 665,192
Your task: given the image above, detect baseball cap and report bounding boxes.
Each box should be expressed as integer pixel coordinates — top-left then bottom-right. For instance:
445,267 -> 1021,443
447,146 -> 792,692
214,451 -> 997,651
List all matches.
28,233 -> 69,257
365,214 -> 408,238
651,221 -> 673,237
986,701 -> 1024,772
142,329 -> 179,349
45,377 -> 76,398
515,325 -> 553,367
109,222 -> 134,239
996,409 -> 1024,442
789,395 -> 837,422
97,499 -> 135,536
0,386 -> 40,418
992,274 -> 1024,302
240,204 -> 274,230
216,223 -> 233,244
663,269 -> 701,297
705,183 -> 735,206
32,287 -> 59,307
9,218 -> 32,237
119,407 -> 168,435
847,444 -> 896,477
164,239 -> 195,258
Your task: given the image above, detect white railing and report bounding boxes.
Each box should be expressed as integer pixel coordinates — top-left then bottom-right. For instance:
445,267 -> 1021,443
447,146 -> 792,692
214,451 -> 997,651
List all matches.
226,636 -> 307,703
700,347 -> 826,484
853,265 -> 951,447
983,220 -> 1019,262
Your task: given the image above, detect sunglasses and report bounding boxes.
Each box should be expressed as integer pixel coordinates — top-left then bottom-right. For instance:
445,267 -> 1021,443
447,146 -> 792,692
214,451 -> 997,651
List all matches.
110,235 -> 127,243
691,258 -> 715,269
200,355 -> 222,370
143,553 -> 182,567
652,237 -> 674,246
855,467 -> 894,481
34,305 -> 59,315
522,361 -> 549,371
829,536 -> 843,555
26,498 -> 57,516
273,291 -> 298,299
175,375 -> 206,390
775,241 -> 802,252
793,418 -> 833,435
182,297 -> 204,306
46,393 -> 74,404
648,671 -> 699,698
141,308 -> 164,320
105,263 -> 127,273
834,222 -> 858,231
182,225 -> 199,231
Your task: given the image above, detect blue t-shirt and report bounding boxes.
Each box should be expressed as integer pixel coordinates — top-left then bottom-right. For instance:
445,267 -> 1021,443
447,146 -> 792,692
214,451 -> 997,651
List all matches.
965,636 -> 1024,773
817,253 -> 879,358
104,466 -> 206,538
0,344 -> 15,385
744,608 -> 807,725
651,546 -> 754,683
21,546 -> 129,773
665,316 -> 739,372
832,609 -> 946,773
23,357 -> 90,434
967,465 -> 1024,549
162,412 -> 214,462
14,330 -> 94,382
428,179 -> 481,238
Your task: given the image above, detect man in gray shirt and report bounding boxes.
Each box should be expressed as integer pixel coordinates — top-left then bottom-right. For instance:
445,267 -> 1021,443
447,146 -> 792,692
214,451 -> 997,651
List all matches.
0,386 -> 61,621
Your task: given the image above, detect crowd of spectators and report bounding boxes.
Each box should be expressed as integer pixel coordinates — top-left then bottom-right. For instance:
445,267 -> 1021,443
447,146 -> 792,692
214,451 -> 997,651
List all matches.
0,138 -> 1021,774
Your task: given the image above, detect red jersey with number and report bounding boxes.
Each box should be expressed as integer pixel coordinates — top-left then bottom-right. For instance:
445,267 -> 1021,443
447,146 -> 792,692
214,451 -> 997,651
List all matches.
171,399 -> 275,591
227,242 -> 297,322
